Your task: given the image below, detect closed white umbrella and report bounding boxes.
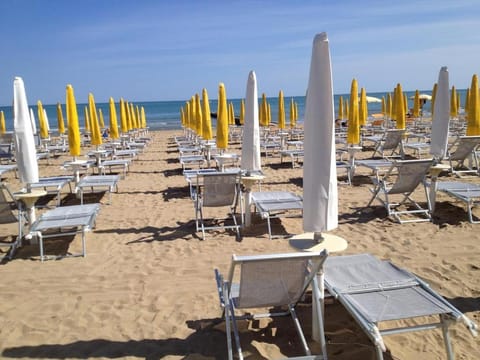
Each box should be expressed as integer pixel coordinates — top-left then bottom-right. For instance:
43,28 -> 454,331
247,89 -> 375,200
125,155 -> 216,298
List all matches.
241,71 -> 261,174
29,108 -> 37,134
13,77 -> 39,187
241,71 -> 263,227
429,67 -> 450,213
303,33 -> 338,238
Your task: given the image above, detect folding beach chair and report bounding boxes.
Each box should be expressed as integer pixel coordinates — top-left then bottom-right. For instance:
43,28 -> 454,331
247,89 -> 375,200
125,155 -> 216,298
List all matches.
435,181 -> 480,223
446,136 -> 480,176
29,203 -> 100,261
251,191 -> 303,240
0,184 -> 25,260
364,129 -> 405,159
215,250 -> 329,360
366,159 -> 433,223
75,175 -> 120,205
324,253 -> 478,360
194,172 -> 242,240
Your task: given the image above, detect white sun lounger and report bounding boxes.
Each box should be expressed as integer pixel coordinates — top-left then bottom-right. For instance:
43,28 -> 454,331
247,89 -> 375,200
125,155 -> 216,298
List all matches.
98,159 -> 131,178
436,181 -> 480,223
324,253 -> 478,360
28,176 -> 74,206
251,191 -> 303,240
29,203 -> 101,261
75,175 -> 120,205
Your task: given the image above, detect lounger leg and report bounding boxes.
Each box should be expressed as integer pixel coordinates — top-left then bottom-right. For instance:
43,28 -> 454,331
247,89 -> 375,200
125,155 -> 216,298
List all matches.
223,283 -> 234,360
289,305 -> 312,356
81,226 -> 86,257
266,215 -> 272,240
440,315 -> 454,360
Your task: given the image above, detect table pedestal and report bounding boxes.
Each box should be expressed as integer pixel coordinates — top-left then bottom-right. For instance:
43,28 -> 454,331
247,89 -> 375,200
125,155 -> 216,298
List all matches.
241,174 -> 265,227
428,163 -> 450,213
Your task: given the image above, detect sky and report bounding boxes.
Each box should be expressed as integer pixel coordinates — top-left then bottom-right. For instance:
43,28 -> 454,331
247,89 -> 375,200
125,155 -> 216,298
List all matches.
0,0 -> 479,105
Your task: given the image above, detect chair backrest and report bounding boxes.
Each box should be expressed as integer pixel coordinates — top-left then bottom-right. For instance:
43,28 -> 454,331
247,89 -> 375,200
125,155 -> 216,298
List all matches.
201,173 -> 239,207
0,143 -> 14,160
0,186 -> 18,225
382,129 -> 405,150
388,159 -> 432,195
231,251 -> 328,309
449,136 -> 480,161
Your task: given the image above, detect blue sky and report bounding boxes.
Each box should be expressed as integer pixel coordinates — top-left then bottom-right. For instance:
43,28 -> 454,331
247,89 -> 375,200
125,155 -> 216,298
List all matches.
1,0 -> 479,105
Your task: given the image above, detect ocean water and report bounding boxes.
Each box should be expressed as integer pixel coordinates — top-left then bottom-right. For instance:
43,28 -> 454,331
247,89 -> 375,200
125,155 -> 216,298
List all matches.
0,90 -> 467,132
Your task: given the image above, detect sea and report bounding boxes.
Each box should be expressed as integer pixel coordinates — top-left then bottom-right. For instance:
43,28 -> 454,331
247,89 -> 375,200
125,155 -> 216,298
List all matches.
0,90 -> 468,133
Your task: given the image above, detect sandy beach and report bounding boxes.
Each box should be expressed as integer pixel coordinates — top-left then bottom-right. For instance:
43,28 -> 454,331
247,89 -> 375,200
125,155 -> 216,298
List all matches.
0,129 -> 478,360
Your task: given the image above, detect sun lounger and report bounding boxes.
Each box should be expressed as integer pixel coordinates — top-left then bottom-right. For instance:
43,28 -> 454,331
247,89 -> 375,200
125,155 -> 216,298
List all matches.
29,203 -> 100,261
180,154 -> 206,171
446,136 -> 480,176
324,253 -> 478,360
251,191 -> 303,240
215,250 -> 329,360
435,181 -> 480,223
28,176 -> 74,206
75,175 -> 120,205
280,149 -> 304,168
0,164 -> 17,178
98,159 -> 131,178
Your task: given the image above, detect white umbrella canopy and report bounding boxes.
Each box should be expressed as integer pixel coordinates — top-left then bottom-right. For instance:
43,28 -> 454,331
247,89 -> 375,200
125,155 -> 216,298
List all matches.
241,71 -> 261,174
430,66 -> 450,161
13,77 -> 39,188
365,95 -> 382,103
303,33 -> 338,237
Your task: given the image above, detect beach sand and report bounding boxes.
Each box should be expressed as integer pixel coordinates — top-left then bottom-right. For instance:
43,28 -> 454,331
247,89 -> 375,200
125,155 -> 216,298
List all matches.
0,129 -> 478,359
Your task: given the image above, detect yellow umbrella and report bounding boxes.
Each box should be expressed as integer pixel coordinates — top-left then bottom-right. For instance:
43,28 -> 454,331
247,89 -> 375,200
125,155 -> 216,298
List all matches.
465,88 -> 470,118
466,74 -> 479,136
130,103 -> 137,130
338,96 -> 344,120
109,97 -> 119,139
294,101 -> 298,123
450,85 -> 458,118
56,103 -> 65,134
66,85 -> 81,157
180,107 -> 185,127
267,103 -> 271,126
201,88 -> 213,140
84,106 -> 90,132
228,102 -> 235,125
88,93 -> 103,147
413,90 -> 420,118
239,99 -> 245,125
98,108 -> 105,128
216,83 -> 229,150
278,90 -> 286,129
260,93 -> 268,126
290,97 -> 296,127
395,83 -> 405,129
344,99 -> 349,120
404,93 -> 408,115
347,78 -> 360,144
0,111 -> 6,134
195,93 -> 203,137
431,83 -> 438,116
119,99 -> 128,133
386,93 -> 392,120
37,100 -> 49,139
141,106 -> 147,128
359,87 -> 367,126
185,101 -> 191,130
381,97 -> 386,117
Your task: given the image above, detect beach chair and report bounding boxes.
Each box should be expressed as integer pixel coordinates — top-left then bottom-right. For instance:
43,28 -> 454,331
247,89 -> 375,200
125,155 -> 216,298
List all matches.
0,184 -> 24,260
28,176 -> 74,206
366,159 -> 433,223
435,181 -> 480,223
354,159 -> 394,179
364,129 -> 405,159
324,253 -> 478,360
250,191 -> 303,240
0,143 -> 15,164
446,136 -> 480,176
75,175 -> 120,205
29,203 -> 100,261
214,250 -> 329,360
194,172 -> 242,240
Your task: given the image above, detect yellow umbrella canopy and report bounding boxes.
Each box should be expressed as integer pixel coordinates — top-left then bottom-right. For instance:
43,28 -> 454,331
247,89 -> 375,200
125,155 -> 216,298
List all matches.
119,99 -> 128,133
0,111 -> 6,134
395,83 -> 405,129
343,98 -> 349,120
88,93 -> 103,146
109,97 -> 119,139
37,100 -> 49,139
201,88 -> 213,140
289,97 -> 296,127
413,90 -> 420,118
260,93 -> 268,126
404,93 -> 408,115
294,101 -> 298,122
141,106 -> 147,128
338,96 -> 344,120
195,93 -> 203,137
267,103 -> 271,126
98,108 -> 105,128
381,97 -> 386,117
56,103 -> 65,134
239,99 -> 245,125
465,88 -> 470,118
450,85 -> 458,118
84,106 -> 90,132
278,90 -> 286,129
386,93 -> 392,120
359,87 -> 367,126
129,103 -> 137,129
466,74 -> 480,136
66,85 -> 81,157
180,107 -> 185,127
347,78 -> 360,144
228,102 -> 235,125
216,83 -> 229,149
